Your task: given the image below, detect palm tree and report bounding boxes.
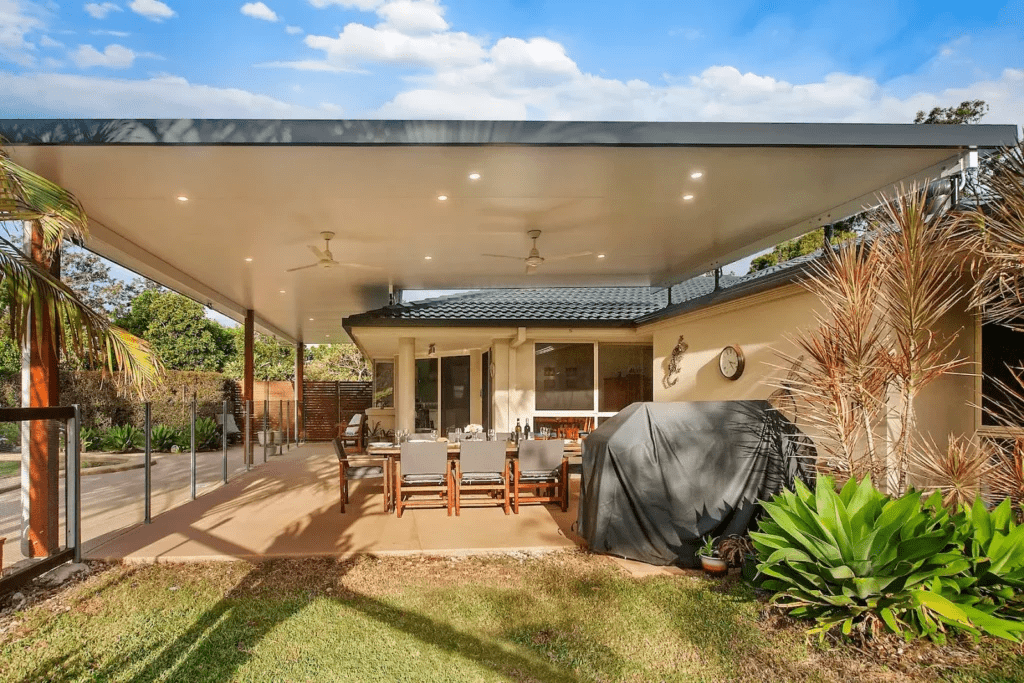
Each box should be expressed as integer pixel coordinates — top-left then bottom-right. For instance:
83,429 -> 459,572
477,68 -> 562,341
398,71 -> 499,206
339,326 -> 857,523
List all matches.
0,144 -> 162,391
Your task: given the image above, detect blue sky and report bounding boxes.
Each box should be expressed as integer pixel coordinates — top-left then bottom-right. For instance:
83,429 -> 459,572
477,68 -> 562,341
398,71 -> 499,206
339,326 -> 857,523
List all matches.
0,0 -> 1020,123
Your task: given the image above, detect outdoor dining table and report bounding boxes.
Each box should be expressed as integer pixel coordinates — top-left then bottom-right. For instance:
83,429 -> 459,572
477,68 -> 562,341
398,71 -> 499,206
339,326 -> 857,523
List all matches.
365,439 -> 582,513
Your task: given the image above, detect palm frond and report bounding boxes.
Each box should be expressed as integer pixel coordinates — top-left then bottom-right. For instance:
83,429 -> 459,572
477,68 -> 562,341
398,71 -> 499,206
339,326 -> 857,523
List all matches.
0,236 -> 162,393
0,147 -> 88,255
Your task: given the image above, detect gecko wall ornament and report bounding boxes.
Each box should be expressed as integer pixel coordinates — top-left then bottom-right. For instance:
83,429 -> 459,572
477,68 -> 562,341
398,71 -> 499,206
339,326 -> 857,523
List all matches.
663,335 -> 689,389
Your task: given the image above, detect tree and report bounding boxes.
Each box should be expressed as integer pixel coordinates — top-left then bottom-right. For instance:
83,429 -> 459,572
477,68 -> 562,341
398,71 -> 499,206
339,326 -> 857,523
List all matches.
748,219 -> 861,273
117,290 -> 228,371
304,343 -> 371,381
223,331 -> 295,381
0,144 -> 160,390
61,246 -> 144,320
914,100 -> 989,125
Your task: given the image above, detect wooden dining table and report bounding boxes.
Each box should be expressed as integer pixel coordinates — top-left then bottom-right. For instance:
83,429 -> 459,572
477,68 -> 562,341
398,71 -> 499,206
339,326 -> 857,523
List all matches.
365,439 -> 582,513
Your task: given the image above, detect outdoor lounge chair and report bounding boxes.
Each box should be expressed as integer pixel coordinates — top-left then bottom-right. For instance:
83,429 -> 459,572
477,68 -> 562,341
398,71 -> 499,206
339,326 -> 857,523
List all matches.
338,413 -> 366,453
395,441 -> 452,518
215,413 -> 242,444
513,439 -> 569,513
333,437 -> 389,514
454,440 -> 510,515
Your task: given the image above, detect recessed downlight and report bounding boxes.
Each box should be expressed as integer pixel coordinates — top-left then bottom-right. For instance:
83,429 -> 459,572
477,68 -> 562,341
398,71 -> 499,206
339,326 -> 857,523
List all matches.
309,317 -> 314,321
244,257 -> 253,262
468,172 -> 481,180
597,254 -> 606,259
176,195 -> 189,202
424,255 -> 433,260
279,290 -> 286,294
690,171 -> 703,179
682,194 -> 694,201
437,194 -> 448,201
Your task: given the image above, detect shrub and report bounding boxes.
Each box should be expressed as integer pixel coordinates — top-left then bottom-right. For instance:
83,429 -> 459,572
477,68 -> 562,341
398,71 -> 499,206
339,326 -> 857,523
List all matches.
81,426 -> 104,452
150,424 -> 180,453
0,421 -> 19,452
751,476 -> 1024,643
104,425 -> 141,453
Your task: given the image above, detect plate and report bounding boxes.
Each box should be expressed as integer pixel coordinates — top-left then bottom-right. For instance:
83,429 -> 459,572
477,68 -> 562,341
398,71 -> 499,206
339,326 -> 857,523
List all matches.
369,442 -> 393,448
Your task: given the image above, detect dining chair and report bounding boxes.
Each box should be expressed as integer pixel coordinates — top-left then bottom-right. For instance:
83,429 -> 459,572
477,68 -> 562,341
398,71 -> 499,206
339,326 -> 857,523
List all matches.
333,437 -> 389,513
513,439 -> 568,513
395,441 -> 452,517
338,413 -> 366,453
455,440 -> 510,515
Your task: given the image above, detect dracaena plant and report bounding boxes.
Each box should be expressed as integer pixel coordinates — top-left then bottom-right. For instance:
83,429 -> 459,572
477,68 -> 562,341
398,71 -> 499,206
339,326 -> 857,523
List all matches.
751,476 -> 1024,643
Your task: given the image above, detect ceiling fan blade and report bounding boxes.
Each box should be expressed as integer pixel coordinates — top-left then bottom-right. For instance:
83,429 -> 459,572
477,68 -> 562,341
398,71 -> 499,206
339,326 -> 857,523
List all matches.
482,253 -> 526,261
337,262 -> 382,270
308,244 -> 326,260
286,263 -> 319,272
545,250 -> 594,261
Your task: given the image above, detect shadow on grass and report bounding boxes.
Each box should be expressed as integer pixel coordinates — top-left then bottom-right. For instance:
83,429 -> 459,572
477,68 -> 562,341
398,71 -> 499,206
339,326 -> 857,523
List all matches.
15,487 -> 589,683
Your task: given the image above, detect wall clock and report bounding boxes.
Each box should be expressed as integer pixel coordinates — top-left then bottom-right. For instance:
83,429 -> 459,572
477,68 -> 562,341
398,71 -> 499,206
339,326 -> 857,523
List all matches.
718,345 -> 745,381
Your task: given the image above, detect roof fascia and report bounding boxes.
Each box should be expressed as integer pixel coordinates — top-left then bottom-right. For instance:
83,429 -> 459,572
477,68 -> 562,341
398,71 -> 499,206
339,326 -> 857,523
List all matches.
0,120 -> 1017,148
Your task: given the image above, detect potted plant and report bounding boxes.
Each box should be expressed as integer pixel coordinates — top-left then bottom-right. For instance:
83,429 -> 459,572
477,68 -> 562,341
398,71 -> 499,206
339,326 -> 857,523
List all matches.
698,535 -> 727,576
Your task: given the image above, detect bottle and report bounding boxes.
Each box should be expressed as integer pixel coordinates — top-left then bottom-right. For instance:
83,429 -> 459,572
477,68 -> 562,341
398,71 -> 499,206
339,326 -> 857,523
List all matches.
524,420 -> 531,440
515,418 -> 522,444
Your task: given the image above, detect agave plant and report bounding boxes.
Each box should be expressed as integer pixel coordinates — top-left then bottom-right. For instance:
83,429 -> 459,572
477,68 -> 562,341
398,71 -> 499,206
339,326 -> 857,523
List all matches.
80,426 -> 104,452
0,143 -> 161,392
953,497 -> 1024,617
104,424 -> 141,453
194,417 -> 219,450
149,424 -> 181,453
751,475 -> 1024,643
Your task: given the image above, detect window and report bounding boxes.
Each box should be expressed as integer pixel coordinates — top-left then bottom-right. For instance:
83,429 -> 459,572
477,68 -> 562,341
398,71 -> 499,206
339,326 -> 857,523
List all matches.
982,322 -> 1024,426
373,361 -> 393,408
598,344 -> 654,412
534,343 -> 594,411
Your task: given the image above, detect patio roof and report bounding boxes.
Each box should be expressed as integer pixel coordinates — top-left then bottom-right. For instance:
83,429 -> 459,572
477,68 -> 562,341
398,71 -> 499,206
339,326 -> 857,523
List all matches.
1,119 -> 1016,344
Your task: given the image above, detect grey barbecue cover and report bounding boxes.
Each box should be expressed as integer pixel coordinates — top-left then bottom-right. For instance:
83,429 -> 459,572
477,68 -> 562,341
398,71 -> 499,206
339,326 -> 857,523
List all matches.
578,401 -> 814,567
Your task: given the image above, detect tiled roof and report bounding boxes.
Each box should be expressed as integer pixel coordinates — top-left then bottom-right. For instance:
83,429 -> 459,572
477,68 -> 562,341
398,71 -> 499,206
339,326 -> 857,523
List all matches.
344,259 -> 805,327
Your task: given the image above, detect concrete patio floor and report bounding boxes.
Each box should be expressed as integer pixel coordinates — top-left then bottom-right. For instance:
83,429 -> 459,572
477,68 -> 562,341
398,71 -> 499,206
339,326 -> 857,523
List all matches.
87,443 -> 582,563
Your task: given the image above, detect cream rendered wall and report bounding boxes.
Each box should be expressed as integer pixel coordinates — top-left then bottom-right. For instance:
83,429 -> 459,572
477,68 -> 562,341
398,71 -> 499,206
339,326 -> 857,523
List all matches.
911,296 -> 978,448
648,285 -> 818,403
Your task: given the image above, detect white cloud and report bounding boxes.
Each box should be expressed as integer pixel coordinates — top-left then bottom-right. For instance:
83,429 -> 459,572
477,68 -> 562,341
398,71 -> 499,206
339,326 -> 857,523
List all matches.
0,0 -> 45,67
38,34 -> 62,48
377,0 -> 447,34
70,43 -> 136,68
0,69 -> 343,117
90,29 -> 131,37
240,2 -> 277,22
285,25 -> 302,34
295,23 -> 484,70
84,2 -> 122,19
308,0 -> 382,10
129,0 -> 174,21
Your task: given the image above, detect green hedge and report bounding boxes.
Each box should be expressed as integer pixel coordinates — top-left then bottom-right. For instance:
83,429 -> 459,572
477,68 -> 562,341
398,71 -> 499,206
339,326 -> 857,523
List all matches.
60,370 -> 235,430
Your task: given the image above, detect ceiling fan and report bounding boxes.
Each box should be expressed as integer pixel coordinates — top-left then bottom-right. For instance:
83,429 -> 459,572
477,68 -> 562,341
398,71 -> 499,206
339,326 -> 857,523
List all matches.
286,231 -> 378,272
483,229 -> 593,274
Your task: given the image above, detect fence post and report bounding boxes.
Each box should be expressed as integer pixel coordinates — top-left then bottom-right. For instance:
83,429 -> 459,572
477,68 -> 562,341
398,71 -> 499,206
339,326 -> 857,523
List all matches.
263,399 -> 269,464
66,405 -> 81,564
279,400 -> 285,455
144,402 -> 152,524
244,401 -> 251,471
222,400 -> 228,484
190,395 -> 197,500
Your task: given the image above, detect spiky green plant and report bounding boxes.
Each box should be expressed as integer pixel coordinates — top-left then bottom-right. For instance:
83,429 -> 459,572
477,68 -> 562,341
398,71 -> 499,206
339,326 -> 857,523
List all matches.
104,424 -> 141,453
0,143 -> 161,393
752,476 -> 1024,643
149,424 -> 181,453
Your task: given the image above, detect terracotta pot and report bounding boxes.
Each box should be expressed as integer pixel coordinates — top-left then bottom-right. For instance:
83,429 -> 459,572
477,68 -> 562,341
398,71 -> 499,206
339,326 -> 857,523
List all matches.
700,555 -> 728,576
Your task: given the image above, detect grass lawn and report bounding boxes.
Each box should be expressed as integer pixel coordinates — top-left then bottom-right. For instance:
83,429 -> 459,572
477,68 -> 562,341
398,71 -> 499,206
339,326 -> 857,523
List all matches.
1,552 -> 1022,682
0,461 -> 17,477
